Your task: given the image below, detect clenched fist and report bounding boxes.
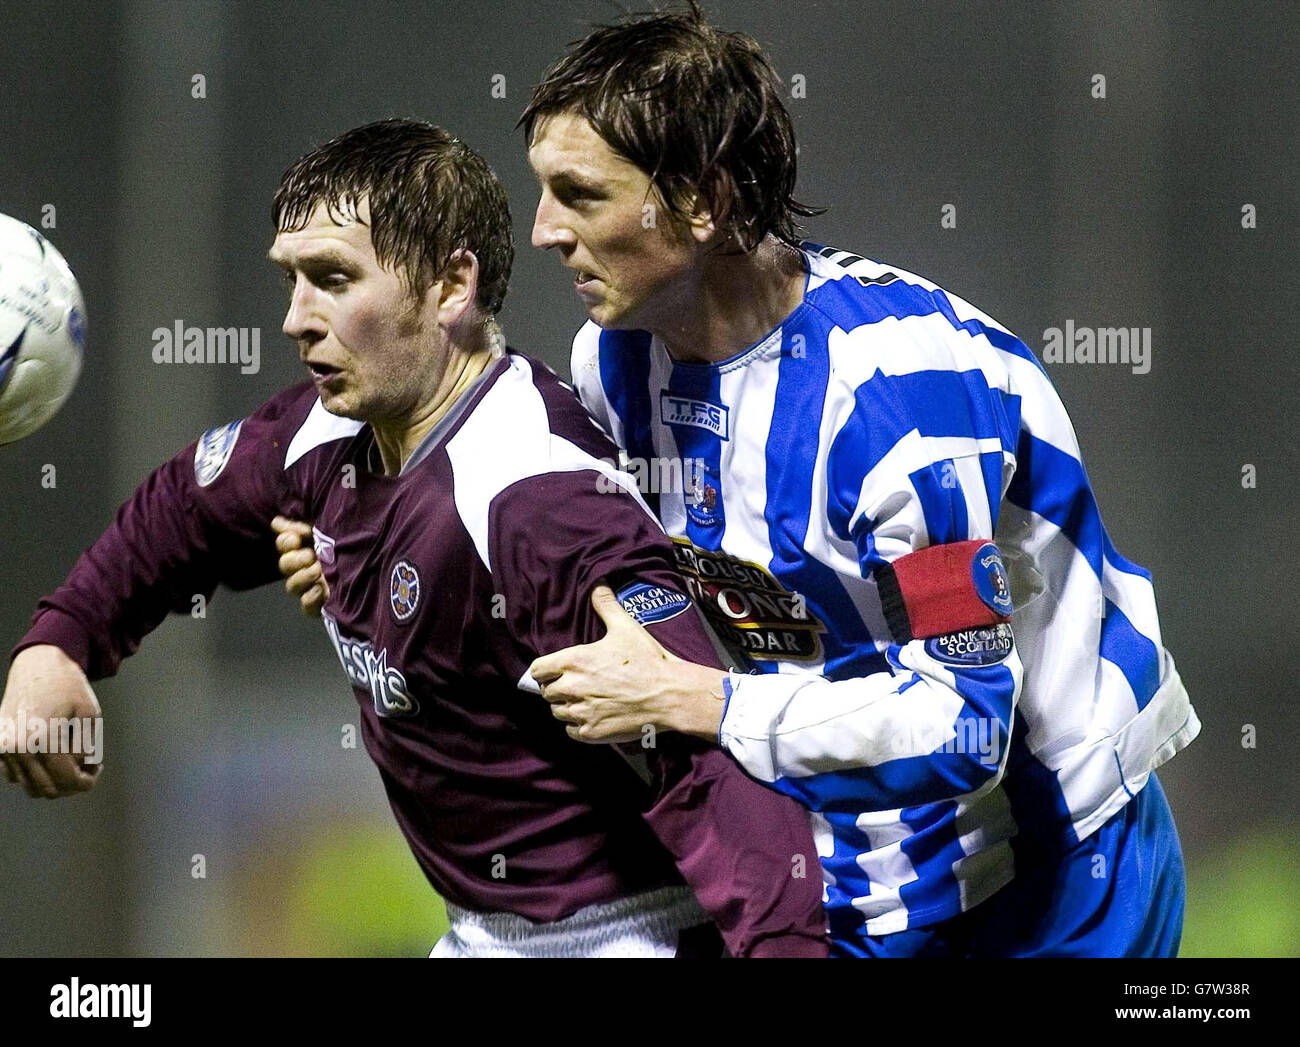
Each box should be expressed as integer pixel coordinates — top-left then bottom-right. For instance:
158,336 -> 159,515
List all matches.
272,515 -> 328,617
1,644 -> 102,798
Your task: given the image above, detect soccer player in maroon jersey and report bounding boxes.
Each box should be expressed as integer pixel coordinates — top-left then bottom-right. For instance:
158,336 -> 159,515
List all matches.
0,120 -> 827,958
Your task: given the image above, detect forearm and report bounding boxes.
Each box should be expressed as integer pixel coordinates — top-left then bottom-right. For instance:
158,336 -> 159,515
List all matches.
720,644 -> 1022,811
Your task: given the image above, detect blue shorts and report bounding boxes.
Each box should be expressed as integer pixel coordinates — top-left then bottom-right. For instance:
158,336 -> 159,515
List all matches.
834,773 -> 1186,958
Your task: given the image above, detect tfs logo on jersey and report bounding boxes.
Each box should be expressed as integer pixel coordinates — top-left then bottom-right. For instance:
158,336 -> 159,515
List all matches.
660,392 -> 730,439
322,612 -> 419,717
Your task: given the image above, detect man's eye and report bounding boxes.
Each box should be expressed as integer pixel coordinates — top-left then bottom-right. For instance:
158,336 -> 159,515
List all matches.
320,273 -> 349,289
281,271 -> 296,288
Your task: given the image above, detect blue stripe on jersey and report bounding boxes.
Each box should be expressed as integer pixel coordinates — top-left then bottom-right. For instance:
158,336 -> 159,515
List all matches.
1100,599 -> 1161,711
764,320 -> 877,673
825,373 -> 1020,543
980,448 -> 1007,532
1103,528 -> 1153,582
598,329 -> 655,465
1002,706 -> 1079,846
974,325 -> 1048,377
909,460 -> 969,545
1008,433 -> 1156,622
767,660 -> 1015,813
802,246 -> 1053,387
851,371 -> 1019,460
806,264 -> 1052,381
822,810 -> 873,940
1006,429 -> 1104,579
898,802 -> 965,924
665,361 -> 727,551
898,370 -> 1020,454
821,801 -> 969,933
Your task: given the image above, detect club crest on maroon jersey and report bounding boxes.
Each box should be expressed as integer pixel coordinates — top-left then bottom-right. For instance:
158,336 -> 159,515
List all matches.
390,560 -> 420,621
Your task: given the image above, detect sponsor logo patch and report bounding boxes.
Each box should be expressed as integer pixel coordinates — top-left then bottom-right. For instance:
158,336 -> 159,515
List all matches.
390,560 -> 420,622
322,612 -> 419,717
615,582 -> 691,626
312,528 -> 336,567
660,392 -> 730,439
671,538 -> 826,662
925,623 -> 1014,666
971,542 -> 1013,615
193,419 -> 243,487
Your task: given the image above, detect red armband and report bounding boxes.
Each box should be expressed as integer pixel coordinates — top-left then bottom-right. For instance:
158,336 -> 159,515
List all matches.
876,540 -> 1013,642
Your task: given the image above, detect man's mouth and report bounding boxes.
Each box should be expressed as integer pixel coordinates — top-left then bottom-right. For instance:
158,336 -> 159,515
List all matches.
305,361 -> 345,387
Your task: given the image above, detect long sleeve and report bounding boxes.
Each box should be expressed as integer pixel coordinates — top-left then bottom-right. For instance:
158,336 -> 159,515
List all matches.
11,383 -> 322,679
718,444 -> 1024,815
489,468 -> 829,957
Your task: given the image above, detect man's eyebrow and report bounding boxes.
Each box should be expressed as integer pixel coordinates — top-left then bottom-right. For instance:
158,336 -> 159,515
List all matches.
549,171 -> 604,194
266,247 -> 358,269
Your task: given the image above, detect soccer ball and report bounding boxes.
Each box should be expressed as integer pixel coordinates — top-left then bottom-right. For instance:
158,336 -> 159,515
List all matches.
0,214 -> 86,445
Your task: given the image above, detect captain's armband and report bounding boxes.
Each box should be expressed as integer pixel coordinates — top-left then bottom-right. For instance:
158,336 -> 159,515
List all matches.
876,540 -> 1015,665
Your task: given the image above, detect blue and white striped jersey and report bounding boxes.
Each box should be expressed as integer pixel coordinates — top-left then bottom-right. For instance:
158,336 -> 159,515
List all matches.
570,242 -> 1200,940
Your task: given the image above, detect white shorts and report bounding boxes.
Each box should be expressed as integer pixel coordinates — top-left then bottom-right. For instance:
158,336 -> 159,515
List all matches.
429,886 -> 709,958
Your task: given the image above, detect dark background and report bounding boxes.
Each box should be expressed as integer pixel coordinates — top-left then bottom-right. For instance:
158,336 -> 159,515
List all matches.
1,0 -> 1296,955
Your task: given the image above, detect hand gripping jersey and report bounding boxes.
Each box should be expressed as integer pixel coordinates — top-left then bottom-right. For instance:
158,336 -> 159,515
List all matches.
571,243 -> 1200,941
13,351 -> 828,958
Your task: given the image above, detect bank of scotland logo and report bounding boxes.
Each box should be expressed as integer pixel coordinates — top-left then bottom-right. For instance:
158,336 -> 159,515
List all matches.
615,582 -> 691,626
390,560 -> 420,621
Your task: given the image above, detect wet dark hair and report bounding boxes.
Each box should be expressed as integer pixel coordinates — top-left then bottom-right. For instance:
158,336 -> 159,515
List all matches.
519,0 -> 822,250
273,119 -> 513,315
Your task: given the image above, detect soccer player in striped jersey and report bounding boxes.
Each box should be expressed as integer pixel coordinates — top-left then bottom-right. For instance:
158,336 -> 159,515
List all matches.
521,3 -> 1200,957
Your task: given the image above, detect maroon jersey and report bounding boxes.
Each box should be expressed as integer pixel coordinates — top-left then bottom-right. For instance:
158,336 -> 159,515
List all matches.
14,351 -> 828,958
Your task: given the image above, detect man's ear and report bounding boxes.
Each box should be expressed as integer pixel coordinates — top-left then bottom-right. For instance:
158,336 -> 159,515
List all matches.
682,173 -> 734,246
685,196 -> 717,244
435,248 -> 480,324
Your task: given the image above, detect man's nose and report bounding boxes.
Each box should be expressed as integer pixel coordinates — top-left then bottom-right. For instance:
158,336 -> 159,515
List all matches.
282,279 -> 319,342
531,191 -> 576,251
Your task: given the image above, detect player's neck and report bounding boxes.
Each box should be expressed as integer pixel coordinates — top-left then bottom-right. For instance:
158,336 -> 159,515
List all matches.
654,237 -> 806,364
372,324 -> 501,476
